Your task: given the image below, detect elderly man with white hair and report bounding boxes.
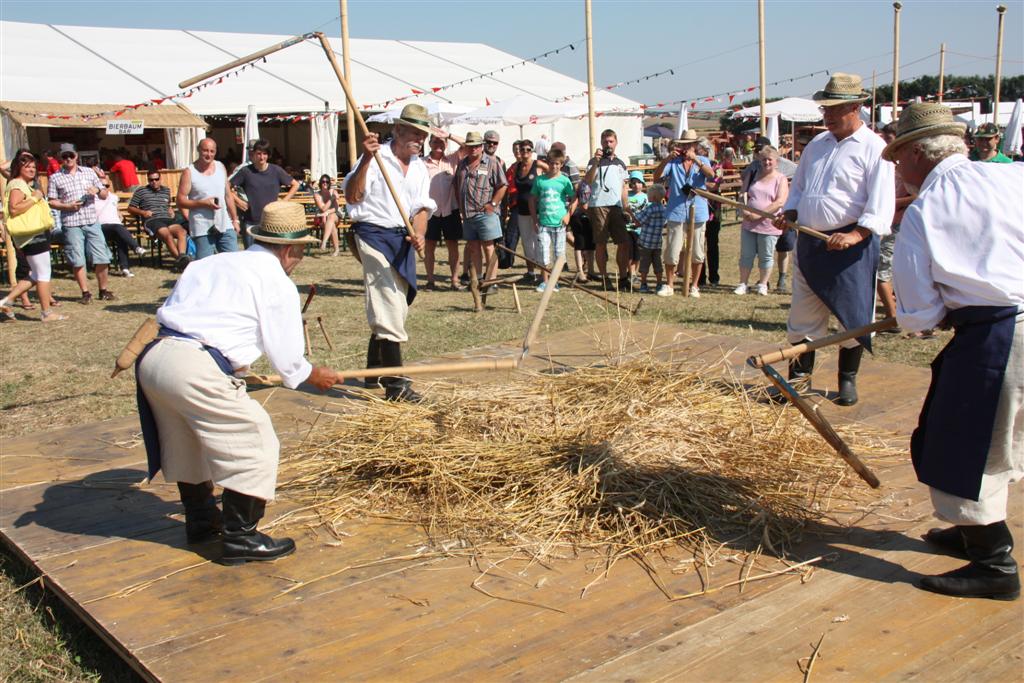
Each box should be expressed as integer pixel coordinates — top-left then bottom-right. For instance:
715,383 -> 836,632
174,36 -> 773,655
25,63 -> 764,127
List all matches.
887,102 -> 1023,601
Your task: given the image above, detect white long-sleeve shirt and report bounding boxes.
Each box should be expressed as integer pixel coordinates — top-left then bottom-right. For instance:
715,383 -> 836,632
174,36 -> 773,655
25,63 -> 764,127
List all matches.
157,244 -> 312,388
343,141 -> 436,226
784,123 -> 895,234
893,154 -> 1024,332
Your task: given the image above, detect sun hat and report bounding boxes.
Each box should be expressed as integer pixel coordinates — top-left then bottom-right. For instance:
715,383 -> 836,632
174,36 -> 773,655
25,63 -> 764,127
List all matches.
974,122 -> 1000,138
812,73 -> 871,107
393,104 -> 433,135
463,131 -> 485,147
881,103 -> 967,161
248,201 -> 318,244
675,130 -> 699,144
629,170 -> 647,185
483,130 -> 501,142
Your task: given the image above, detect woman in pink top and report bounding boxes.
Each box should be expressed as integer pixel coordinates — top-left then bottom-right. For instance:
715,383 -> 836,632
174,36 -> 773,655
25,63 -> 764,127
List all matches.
734,146 -> 788,296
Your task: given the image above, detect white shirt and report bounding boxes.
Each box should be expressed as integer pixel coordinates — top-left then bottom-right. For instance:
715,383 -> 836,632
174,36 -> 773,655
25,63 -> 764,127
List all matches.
94,193 -> 122,225
784,123 -> 895,235
343,142 -> 436,226
157,244 -> 312,388
894,154 -> 1024,332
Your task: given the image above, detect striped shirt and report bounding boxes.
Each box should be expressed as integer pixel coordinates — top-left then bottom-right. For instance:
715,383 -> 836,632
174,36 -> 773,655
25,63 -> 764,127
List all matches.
635,202 -> 668,250
47,166 -> 103,227
129,185 -> 173,219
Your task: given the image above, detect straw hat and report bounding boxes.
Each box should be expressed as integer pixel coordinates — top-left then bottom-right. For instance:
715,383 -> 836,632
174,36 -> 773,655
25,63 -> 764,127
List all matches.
464,131 -> 485,147
249,201 -> 318,244
812,72 -> 871,106
881,103 -> 967,161
394,103 -> 433,135
675,130 -> 699,144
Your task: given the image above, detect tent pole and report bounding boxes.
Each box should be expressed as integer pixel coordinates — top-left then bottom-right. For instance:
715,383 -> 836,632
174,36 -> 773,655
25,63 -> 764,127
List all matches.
994,5 -> 1007,124
585,0 -> 597,153
758,0 -> 767,136
871,70 -> 877,128
938,43 -> 946,103
892,2 -> 902,118
340,0 -> 357,171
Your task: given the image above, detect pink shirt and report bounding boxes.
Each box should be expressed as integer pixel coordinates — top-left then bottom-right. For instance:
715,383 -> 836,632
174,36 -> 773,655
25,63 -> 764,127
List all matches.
424,151 -> 461,217
742,172 -> 786,235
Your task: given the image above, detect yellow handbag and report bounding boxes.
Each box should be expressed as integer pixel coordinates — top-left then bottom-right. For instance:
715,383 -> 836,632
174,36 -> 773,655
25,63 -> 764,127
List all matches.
7,197 -> 55,239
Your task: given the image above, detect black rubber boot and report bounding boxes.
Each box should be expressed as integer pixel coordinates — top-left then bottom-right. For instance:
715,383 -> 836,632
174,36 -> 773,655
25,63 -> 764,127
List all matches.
788,341 -> 815,393
379,340 -> 422,403
923,526 -> 968,559
364,334 -> 383,389
835,345 -> 864,406
918,521 -> 1020,600
177,481 -> 223,544
219,489 -> 296,566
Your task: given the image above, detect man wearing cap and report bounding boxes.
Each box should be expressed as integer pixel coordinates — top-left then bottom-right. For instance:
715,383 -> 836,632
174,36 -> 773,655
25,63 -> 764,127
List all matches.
969,123 -> 1014,163
654,130 -> 715,297
584,129 -> 632,290
343,104 -> 435,402
454,131 -> 507,287
773,73 -> 895,406
743,135 -> 799,293
885,102 -> 1022,601
135,201 -> 342,565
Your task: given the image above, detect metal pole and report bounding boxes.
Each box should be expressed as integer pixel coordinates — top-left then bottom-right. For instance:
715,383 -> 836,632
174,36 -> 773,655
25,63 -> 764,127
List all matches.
938,43 -> 946,103
584,0 -> 597,153
758,0 -> 767,135
340,0 -> 357,170
892,2 -> 902,118
994,5 -> 1007,124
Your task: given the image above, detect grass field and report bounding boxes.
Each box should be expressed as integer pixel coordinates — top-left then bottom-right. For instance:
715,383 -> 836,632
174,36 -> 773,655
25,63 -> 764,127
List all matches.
0,220 -> 942,680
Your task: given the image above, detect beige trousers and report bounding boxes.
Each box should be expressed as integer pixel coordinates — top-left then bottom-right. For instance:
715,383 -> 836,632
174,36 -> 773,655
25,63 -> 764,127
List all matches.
355,235 -> 409,343
138,337 -> 280,500
930,315 -> 1024,525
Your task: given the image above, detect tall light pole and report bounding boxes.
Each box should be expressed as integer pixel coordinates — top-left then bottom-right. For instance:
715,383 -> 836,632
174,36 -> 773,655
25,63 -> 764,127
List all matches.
758,0 -> 767,135
994,4 -> 1007,124
892,2 -> 902,118
585,0 -> 596,153
341,0 -> 356,169
938,43 -> 946,103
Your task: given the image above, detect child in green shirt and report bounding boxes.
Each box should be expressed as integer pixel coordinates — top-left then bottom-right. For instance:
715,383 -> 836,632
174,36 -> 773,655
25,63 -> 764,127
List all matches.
529,149 -> 577,292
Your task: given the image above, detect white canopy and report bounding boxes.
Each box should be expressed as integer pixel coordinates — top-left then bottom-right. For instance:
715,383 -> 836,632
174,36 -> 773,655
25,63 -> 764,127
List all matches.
1002,99 -> 1023,157
732,97 -> 823,123
455,95 -> 579,126
0,21 -> 642,118
366,98 -> 473,126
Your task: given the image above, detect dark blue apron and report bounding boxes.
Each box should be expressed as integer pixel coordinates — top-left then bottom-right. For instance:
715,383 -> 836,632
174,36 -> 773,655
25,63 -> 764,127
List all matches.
136,327 -> 234,479
910,306 -> 1020,500
796,225 -> 880,351
353,223 -> 417,305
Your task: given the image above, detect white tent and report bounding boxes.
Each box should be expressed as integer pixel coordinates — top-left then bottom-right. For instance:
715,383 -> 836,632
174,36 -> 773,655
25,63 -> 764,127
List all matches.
242,105 -> 259,165
367,99 -> 473,127
1002,99 -> 1023,157
455,95 -> 575,127
732,97 -> 822,123
0,21 -> 644,163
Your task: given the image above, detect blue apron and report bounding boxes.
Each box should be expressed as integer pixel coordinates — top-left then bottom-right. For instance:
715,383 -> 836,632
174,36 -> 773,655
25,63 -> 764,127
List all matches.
796,225 -> 880,351
352,223 -> 417,305
910,306 -> 1020,500
136,327 -> 234,480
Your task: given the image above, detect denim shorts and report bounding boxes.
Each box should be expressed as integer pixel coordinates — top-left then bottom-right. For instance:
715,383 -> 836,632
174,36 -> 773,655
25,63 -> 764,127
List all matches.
63,222 -> 111,268
462,212 -> 502,241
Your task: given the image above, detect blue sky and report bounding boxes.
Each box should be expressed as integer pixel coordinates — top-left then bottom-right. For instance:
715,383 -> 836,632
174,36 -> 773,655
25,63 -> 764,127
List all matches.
3,0 -> 1022,110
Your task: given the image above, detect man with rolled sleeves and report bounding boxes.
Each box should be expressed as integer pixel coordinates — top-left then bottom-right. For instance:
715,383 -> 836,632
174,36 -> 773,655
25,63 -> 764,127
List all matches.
136,201 -> 342,565
774,73 -> 895,406
886,103 -> 1022,601
454,131 -> 507,287
343,104 -> 434,402
583,129 -> 631,290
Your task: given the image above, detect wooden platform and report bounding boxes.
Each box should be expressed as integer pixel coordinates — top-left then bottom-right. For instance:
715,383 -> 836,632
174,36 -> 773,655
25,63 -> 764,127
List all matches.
2,322 -> 1021,681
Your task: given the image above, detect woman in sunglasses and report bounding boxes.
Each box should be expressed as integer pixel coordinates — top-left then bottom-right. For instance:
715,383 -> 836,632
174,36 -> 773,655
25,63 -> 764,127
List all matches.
313,174 -> 341,256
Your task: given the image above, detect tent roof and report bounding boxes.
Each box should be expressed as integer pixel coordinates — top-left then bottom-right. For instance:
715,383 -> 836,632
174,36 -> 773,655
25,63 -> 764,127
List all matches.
731,97 -> 823,123
1,101 -> 207,129
0,21 -> 642,117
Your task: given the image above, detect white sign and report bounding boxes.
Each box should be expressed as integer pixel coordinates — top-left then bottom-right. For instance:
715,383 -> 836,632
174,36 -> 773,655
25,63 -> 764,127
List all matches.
106,119 -> 145,135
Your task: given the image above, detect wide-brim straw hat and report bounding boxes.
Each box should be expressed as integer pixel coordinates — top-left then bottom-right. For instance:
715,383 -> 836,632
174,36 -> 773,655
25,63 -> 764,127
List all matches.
675,130 -> 699,144
882,102 -> 967,161
463,131 -> 485,147
393,103 -> 433,135
249,201 -> 318,244
812,72 -> 871,106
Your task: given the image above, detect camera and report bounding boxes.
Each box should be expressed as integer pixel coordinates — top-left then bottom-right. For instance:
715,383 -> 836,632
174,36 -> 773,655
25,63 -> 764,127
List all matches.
681,184 -> 694,196
601,146 -> 613,158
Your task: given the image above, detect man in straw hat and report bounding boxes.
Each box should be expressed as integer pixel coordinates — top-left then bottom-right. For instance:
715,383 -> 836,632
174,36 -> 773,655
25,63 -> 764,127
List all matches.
885,102 -> 1022,601
135,201 -> 343,565
773,72 -> 895,406
344,103 -> 436,402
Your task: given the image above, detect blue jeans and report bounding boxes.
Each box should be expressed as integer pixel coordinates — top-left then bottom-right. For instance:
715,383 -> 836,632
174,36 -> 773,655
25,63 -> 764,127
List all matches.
193,228 -> 239,259
739,230 -> 779,271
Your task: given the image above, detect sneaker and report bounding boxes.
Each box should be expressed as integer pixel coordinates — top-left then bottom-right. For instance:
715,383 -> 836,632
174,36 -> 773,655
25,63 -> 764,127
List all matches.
98,289 -> 116,301
459,273 -> 470,285
638,284 -> 651,294
655,285 -> 674,297
733,283 -> 748,295
174,254 -> 191,273
755,283 -> 769,296
486,285 -> 498,295
424,281 -> 437,291
689,286 -> 701,298
776,278 -> 789,294
618,276 -> 632,292
135,246 -> 147,256
79,291 -> 93,305
536,282 -> 547,293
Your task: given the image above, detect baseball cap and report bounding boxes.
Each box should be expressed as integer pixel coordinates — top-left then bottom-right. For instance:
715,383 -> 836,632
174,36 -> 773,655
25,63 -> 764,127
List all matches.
974,123 -> 1000,138
483,130 -> 500,142
755,135 -> 772,147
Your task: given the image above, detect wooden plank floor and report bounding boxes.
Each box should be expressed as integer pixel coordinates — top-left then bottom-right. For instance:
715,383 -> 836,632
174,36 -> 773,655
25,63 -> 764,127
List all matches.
2,322 -> 1021,682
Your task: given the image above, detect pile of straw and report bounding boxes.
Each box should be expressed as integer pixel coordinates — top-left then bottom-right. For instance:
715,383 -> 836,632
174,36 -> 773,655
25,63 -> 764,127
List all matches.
277,360 -> 896,570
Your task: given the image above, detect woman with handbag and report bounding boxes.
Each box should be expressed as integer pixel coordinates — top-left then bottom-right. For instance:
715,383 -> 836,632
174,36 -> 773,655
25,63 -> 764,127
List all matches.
1,149 -> 67,322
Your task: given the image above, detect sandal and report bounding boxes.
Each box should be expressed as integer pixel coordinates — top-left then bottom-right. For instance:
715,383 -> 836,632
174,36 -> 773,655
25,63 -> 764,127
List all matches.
42,310 -> 69,323
19,302 -> 37,310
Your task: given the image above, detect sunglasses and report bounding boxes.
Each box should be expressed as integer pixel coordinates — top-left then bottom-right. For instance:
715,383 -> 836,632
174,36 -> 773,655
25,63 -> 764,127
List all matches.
148,178 -> 161,183
520,147 -> 533,152
484,141 -> 498,145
